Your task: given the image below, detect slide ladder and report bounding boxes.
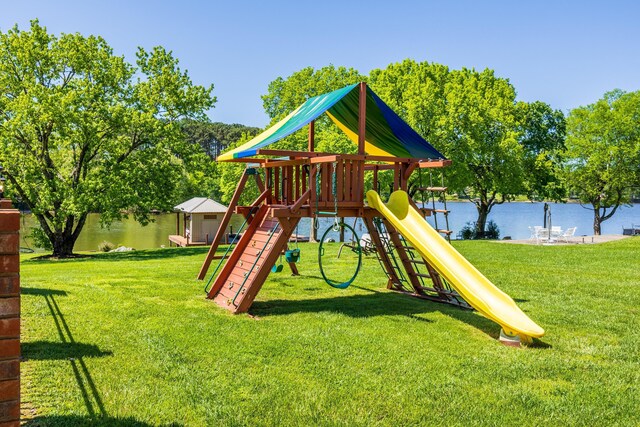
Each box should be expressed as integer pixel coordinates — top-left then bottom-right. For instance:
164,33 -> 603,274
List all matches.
206,205 -> 297,313
373,217 -> 470,308
367,190 -> 544,343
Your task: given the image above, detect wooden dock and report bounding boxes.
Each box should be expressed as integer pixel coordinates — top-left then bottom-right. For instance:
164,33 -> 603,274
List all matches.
168,235 -> 208,247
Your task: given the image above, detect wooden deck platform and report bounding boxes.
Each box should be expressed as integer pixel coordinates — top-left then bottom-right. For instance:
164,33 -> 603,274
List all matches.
168,235 -> 208,247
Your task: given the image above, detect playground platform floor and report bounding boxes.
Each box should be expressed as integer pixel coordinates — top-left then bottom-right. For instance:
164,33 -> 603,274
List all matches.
494,234 -> 631,245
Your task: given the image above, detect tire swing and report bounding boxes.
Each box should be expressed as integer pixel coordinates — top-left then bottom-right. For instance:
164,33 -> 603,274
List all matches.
315,162 -> 362,289
318,221 -> 362,289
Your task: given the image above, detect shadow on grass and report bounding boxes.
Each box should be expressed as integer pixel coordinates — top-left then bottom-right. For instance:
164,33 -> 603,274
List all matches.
22,341 -> 112,360
22,246 -> 211,264
251,289 -> 500,338
23,415 -> 182,426
21,287 -> 68,296
529,338 -> 553,349
27,290 -> 118,419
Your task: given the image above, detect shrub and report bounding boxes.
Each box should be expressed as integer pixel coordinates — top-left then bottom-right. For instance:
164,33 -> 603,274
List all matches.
29,226 -> 53,250
459,220 -> 500,240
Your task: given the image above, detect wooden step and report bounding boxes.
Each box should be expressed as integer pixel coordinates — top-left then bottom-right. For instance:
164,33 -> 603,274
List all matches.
433,209 -> 449,214
437,229 -> 453,235
411,273 -> 431,278
407,259 -> 427,265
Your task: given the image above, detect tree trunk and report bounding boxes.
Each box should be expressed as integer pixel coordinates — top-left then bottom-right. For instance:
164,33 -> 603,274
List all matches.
36,212 -> 88,258
51,232 -> 78,258
475,203 -> 490,238
593,209 -> 602,236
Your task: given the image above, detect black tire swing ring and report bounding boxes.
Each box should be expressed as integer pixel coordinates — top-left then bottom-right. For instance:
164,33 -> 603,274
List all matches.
318,222 -> 362,289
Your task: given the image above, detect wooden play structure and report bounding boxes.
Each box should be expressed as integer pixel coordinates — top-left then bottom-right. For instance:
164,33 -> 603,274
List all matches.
196,82 -> 544,344
197,82 -> 467,313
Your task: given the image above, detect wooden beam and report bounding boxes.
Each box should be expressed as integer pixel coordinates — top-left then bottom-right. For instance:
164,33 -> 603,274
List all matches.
270,206 -> 363,218
254,170 -> 265,193
250,188 -> 270,207
197,169 -> 250,280
419,159 -> 452,168
262,158 -> 309,168
308,120 -> 315,152
290,189 -> 311,213
358,82 -> 366,155
403,162 -> 420,181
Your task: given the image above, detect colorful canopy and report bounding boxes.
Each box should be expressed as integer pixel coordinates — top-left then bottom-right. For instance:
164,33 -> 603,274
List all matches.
217,83 -> 445,161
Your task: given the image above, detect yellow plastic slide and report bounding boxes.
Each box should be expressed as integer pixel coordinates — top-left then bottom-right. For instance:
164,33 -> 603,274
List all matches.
367,190 -> 544,342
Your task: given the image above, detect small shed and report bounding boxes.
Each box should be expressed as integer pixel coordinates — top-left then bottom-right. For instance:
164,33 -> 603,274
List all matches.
169,197 -> 227,247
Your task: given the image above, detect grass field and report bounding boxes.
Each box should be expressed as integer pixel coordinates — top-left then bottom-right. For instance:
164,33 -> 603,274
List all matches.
19,238 -> 640,426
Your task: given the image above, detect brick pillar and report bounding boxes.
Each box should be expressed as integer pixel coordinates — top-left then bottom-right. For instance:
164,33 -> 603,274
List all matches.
0,199 -> 19,427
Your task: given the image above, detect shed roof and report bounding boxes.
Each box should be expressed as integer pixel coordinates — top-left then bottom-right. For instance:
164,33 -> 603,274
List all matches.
173,197 -> 227,214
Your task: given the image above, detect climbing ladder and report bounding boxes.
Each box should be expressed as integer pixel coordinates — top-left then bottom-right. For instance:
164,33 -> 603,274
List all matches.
365,213 -> 470,309
205,204 -> 299,313
416,169 -> 452,242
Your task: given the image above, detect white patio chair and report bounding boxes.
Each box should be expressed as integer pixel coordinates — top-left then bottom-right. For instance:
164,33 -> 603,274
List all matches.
529,226 -> 545,243
550,226 -> 562,240
558,227 -> 577,243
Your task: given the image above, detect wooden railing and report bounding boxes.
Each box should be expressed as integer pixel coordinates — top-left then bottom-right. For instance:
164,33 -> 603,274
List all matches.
262,155 -> 365,211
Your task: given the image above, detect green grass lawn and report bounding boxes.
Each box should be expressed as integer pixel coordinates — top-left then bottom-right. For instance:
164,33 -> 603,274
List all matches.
20,238 -> 640,426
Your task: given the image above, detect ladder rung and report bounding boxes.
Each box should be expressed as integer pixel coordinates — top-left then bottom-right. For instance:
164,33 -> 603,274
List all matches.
433,209 -> 449,214
437,229 -> 453,235
417,285 -> 457,295
412,273 -> 431,278
407,259 -> 426,265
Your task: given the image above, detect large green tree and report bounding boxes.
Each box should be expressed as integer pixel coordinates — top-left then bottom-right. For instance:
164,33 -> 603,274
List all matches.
181,120 -> 260,159
0,21 -> 215,257
179,120 -> 259,202
565,90 -> 640,235
370,60 -> 565,236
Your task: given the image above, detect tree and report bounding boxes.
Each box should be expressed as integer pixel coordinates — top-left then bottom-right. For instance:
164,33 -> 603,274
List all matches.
516,101 -> 567,201
370,60 -> 565,236
0,21 -> 215,257
564,90 -> 640,235
179,120 -> 259,202
181,120 -> 260,159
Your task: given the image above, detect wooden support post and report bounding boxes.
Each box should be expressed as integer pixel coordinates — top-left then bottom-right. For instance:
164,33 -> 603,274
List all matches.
373,166 -> 378,193
183,214 -> 187,237
254,170 -> 265,193
358,82 -> 366,155
308,120 -> 315,152
176,212 -> 180,236
197,169 -> 250,280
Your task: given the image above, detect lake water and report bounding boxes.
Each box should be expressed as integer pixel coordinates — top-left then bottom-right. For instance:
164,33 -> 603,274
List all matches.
18,201 -> 640,252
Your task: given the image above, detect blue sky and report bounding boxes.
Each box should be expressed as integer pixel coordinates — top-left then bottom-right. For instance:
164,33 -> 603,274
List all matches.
2,0 -> 639,127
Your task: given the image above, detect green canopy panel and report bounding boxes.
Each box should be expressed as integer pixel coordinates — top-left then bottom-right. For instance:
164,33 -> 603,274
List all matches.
218,83 -> 445,161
